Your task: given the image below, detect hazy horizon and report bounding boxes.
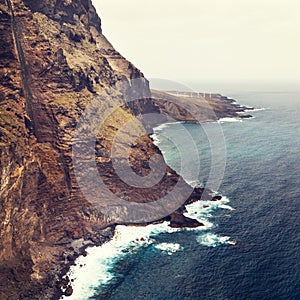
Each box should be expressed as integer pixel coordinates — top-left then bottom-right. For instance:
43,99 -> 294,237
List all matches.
93,0 -> 300,85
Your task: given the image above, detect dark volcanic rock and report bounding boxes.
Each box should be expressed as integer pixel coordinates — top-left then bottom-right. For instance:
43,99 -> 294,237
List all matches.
239,114 -> 253,119
211,195 -> 222,201
168,211 -> 204,228
64,285 -> 73,297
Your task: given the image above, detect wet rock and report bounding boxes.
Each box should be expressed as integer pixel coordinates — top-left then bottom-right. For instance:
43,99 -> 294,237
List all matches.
168,211 -> 204,228
212,195 -> 222,201
64,285 -> 73,296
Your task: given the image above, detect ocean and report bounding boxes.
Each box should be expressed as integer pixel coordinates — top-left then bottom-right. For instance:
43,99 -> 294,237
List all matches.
62,84 -> 300,300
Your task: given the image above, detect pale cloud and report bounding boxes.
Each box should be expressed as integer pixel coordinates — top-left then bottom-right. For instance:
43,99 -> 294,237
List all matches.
92,0 -> 300,82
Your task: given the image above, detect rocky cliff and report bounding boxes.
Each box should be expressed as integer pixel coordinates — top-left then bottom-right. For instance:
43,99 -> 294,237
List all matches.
0,0 -> 192,298
0,1 -> 251,298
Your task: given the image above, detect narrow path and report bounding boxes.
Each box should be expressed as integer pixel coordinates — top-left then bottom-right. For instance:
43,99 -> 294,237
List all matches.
5,0 -> 73,190
6,0 -> 40,141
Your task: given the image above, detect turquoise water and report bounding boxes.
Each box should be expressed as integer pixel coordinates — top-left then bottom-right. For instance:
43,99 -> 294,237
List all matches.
68,87 -> 300,300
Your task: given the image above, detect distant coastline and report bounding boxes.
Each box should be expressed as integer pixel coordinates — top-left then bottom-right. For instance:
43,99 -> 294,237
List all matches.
150,89 -> 253,124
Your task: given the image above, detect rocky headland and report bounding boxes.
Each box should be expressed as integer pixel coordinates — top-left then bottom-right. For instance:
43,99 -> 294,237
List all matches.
0,0 -> 251,298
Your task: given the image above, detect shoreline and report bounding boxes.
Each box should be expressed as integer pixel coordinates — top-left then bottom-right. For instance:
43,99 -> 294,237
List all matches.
60,193 -> 235,299
150,89 -> 254,123
57,91 -> 254,299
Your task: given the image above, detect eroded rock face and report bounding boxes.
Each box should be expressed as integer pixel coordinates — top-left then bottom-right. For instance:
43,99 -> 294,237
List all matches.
0,0 -> 251,298
0,0 -> 196,298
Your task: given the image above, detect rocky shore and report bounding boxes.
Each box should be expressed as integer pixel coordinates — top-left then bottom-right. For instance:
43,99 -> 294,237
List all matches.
151,89 -> 253,123
0,0 -> 252,299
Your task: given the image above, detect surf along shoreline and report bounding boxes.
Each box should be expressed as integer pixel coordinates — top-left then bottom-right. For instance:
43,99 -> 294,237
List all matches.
57,90 -> 254,298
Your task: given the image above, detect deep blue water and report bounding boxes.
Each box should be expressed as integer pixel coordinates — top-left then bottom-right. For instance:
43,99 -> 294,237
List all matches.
91,89 -> 300,300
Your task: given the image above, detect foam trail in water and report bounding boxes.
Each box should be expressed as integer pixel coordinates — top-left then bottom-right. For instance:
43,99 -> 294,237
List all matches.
154,121 -> 184,132
197,233 -> 231,247
151,133 -> 160,146
218,117 -> 243,123
185,179 -> 203,188
154,243 -> 182,255
219,204 -> 236,211
245,107 -> 268,112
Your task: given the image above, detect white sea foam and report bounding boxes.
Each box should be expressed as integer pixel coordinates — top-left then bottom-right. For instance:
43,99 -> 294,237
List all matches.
185,179 -> 203,188
184,196 -> 233,228
153,123 -> 169,131
185,196 -> 236,247
154,243 -> 182,255
61,222 -> 180,300
219,204 -> 236,211
61,195 -> 235,299
218,117 -> 243,123
197,233 -> 231,247
227,240 -> 237,245
153,121 -> 184,132
245,107 -> 267,112
150,133 -> 160,146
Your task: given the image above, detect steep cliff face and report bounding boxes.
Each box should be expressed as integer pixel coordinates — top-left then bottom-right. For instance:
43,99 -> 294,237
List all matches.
0,0 -> 200,298
0,1 -> 251,298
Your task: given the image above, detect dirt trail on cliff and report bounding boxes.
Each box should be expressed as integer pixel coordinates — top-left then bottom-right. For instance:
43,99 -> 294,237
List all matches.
6,0 -> 41,140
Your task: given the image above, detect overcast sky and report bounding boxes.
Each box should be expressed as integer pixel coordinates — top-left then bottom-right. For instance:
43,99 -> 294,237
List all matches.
92,0 -> 300,83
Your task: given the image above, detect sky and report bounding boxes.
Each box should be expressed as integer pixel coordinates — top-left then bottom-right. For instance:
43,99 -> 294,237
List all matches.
92,0 -> 300,84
